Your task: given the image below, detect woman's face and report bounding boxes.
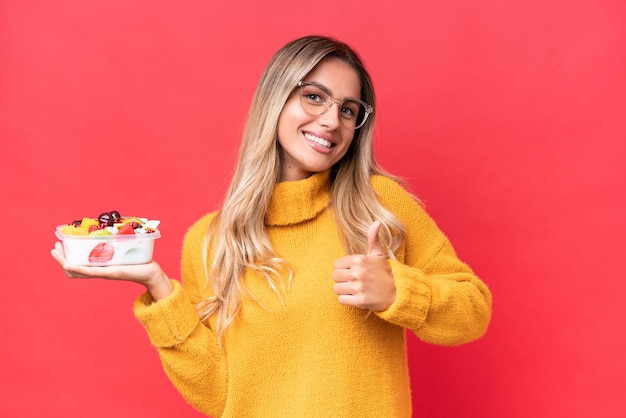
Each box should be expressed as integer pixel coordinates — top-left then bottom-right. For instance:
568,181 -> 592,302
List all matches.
277,58 -> 361,182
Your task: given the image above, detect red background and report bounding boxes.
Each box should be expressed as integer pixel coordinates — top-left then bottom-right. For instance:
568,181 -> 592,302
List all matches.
1,1 -> 625,417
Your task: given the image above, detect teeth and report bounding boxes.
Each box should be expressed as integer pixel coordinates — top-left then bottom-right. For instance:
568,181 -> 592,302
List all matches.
304,133 -> 332,148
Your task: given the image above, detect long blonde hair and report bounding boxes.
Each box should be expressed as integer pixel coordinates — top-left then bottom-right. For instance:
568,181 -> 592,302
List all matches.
198,35 -> 406,338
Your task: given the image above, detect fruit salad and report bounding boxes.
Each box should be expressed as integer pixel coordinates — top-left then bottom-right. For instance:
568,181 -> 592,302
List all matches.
55,210 -> 161,266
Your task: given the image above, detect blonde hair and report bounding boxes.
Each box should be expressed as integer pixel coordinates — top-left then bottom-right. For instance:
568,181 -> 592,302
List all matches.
198,35 -> 406,338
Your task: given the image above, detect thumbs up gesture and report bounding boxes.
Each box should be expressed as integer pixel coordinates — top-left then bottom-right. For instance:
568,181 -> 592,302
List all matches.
331,221 -> 396,311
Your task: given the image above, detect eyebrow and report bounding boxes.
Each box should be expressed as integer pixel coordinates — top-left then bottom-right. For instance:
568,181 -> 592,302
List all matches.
301,80 -> 362,101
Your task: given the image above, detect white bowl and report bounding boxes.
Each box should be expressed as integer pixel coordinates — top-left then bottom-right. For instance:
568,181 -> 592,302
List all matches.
55,226 -> 161,266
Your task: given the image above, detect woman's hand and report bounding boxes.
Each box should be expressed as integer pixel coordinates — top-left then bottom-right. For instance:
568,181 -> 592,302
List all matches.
51,242 -> 173,301
331,221 -> 396,311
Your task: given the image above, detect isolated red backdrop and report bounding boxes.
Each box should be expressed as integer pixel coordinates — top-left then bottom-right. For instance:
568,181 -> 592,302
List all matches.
1,1 -> 625,417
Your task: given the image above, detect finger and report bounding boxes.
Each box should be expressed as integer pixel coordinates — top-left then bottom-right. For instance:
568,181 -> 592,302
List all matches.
54,241 -> 65,256
71,264 -> 131,279
337,294 -> 363,307
333,256 -> 354,269
331,268 -> 352,283
332,281 -> 353,295
51,242 -> 90,277
51,242 -> 67,266
367,220 -> 385,257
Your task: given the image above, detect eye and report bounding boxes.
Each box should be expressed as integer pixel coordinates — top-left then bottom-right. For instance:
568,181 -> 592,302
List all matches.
305,93 -> 323,102
340,106 -> 354,117
340,101 -> 360,119
301,86 -> 328,105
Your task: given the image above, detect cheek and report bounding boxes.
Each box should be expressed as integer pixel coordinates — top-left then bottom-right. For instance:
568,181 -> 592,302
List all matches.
276,100 -> 303,139
276,113 -> 287,143
340,132 -> 356,150
336,134 -> 357,159
276,114 -> 293,149
279,96 -> 307,121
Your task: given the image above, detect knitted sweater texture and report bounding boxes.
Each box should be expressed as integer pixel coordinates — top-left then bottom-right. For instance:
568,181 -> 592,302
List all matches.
134,170 -> 492,417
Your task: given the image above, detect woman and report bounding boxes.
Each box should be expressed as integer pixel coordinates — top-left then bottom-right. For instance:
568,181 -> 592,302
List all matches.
52,35 -> 492,417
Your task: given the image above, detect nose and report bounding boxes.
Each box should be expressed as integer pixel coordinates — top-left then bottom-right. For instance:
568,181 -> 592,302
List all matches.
318,100 -> 341,128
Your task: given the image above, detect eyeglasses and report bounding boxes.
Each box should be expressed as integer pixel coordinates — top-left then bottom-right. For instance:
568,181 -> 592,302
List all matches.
297,81 -> 373,129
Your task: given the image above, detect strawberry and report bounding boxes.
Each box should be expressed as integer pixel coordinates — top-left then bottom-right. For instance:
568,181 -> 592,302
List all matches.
88,242 -> 114,263
117,223 -> 136,235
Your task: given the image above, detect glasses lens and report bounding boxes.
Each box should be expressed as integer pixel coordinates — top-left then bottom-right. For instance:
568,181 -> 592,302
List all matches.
300,84 -> 329,114
342,99 -> 367,129
299,83 -> 370,129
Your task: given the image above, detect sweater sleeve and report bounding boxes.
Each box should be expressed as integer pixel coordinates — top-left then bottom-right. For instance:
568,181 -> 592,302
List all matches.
133,214 -> 227,416
372,176 -> 492,346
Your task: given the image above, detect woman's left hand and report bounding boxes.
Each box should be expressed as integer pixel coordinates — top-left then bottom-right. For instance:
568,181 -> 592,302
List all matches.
51,241 -> 173,300
331,221 -> 396,311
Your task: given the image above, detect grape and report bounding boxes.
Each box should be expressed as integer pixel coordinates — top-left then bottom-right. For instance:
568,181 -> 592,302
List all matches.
110,210 -> 121,222
98,212 -> 114,227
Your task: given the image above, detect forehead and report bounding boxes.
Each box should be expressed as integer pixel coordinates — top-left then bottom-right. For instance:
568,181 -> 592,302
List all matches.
303,58 -> 362,99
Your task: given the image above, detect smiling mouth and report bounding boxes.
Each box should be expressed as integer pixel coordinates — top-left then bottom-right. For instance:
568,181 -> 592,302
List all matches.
304,133 -> 333,148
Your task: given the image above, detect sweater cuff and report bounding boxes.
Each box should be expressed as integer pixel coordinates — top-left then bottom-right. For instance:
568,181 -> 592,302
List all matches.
375,260 -> 431,328
133,279 -> 200,348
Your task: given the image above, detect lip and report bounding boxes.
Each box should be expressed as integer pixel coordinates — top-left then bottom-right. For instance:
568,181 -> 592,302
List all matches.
303,130 -> 336,146
303,131 -> 336,155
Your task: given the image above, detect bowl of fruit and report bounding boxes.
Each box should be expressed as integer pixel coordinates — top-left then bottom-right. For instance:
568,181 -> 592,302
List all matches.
55,210 -> 161,266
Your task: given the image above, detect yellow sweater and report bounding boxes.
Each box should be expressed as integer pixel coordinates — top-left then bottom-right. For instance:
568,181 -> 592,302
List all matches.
134,170 -> 492,417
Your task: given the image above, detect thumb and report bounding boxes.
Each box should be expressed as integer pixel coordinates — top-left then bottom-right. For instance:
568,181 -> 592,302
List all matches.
367,220 -> 385,257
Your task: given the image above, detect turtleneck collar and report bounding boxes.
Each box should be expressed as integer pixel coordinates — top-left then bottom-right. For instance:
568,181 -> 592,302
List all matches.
265,170 -> 331,226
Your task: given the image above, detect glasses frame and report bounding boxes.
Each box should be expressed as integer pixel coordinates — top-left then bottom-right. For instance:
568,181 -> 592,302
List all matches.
297,81 -> 373,129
